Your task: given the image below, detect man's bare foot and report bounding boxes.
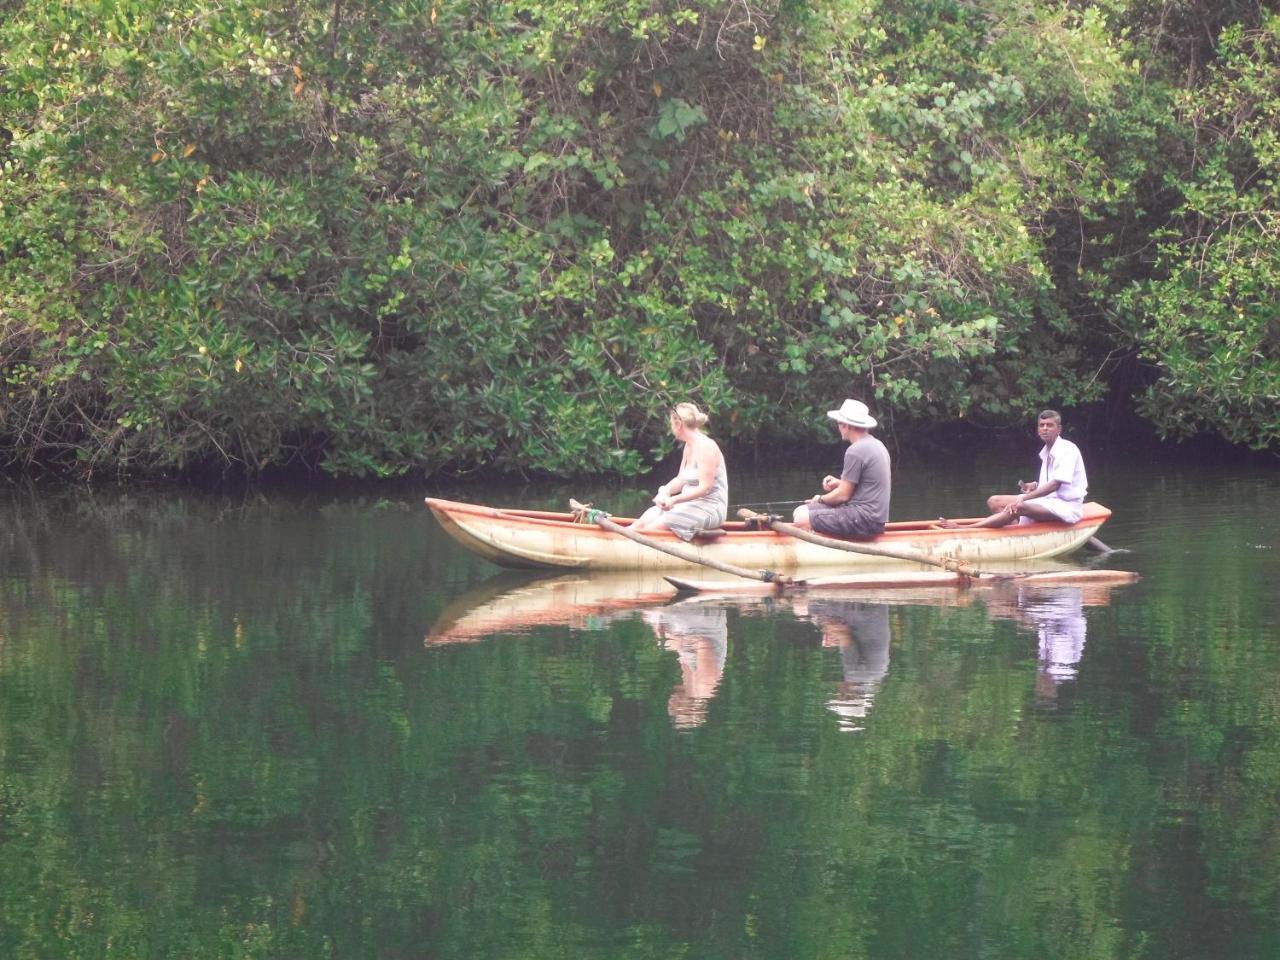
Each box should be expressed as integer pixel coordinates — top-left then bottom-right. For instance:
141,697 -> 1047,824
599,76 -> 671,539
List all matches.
935,517 -> 962,529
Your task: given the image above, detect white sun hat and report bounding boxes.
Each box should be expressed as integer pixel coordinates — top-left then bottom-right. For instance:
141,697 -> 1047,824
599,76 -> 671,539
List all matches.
826,399 -> 877,429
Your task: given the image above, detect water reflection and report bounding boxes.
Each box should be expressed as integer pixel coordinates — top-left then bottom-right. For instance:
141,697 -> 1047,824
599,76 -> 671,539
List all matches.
803,600 -> 892,732
640,606 -> 728,728
1026,587 -> 1087,692
425,572 -> 1131,733
425,572 -> 676,643
982,582 -> 1118,705
4,475 -> 1278,960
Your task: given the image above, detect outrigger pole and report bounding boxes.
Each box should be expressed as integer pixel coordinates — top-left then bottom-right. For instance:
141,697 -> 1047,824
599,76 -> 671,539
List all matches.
569,499 -> 794,588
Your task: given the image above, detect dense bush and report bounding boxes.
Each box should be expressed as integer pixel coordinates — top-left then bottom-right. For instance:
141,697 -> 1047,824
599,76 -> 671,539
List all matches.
1113,17 -> 1279,450
0,0 -> 1273,478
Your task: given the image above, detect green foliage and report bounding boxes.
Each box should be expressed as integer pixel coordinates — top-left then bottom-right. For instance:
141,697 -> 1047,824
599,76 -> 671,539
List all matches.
0,0 -> 1273,479
1114,17 -> 1280,450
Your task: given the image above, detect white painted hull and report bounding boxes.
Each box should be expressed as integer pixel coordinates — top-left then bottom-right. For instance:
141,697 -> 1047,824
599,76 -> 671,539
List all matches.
425,498 -> 1112,572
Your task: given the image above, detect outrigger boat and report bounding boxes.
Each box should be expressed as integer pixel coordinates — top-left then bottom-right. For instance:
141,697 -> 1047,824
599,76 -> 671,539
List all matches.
424,497 -> 1115,573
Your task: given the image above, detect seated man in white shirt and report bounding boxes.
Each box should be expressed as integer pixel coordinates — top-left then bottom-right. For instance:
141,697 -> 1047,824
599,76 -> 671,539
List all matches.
941,409 -> 1088,528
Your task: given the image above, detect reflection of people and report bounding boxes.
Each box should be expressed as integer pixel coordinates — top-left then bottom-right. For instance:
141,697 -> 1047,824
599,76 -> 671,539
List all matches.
1020,586 -> 1087,688
641,605 -> 729,728
807,600 -> 891,732
985,583 -> 1089,703
631,403 -> 728,541
792,399 -> 891,536
941,409 -> 1087,529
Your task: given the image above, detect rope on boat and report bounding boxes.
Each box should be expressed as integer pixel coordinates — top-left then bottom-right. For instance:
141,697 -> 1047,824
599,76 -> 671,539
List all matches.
570,502 -> 610,525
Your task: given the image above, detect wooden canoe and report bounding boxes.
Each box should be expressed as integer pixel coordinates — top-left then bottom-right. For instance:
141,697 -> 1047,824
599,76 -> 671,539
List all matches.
424,496 -> 1113,572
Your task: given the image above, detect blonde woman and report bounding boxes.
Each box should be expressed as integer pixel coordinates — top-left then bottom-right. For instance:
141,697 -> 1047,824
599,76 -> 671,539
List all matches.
631,403 -> 728,541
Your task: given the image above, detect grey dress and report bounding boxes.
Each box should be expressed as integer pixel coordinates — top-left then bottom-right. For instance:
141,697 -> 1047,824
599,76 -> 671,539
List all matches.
663,458 -> 729,542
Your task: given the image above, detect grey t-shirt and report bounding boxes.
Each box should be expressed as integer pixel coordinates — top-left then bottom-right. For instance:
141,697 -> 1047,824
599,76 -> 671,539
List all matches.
840,434 -> 891,525
808,434 -> 892,537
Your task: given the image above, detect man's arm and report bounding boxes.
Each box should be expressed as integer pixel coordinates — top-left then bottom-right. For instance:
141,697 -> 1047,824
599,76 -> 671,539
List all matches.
1003,479 -> 1061,513
812,478 -> 856,507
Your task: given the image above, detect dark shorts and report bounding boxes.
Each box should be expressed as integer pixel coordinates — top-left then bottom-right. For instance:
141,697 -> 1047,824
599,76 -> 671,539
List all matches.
809,503 -> 885,538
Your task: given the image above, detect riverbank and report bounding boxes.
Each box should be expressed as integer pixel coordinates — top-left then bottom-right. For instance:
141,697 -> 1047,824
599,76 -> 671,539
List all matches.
3,415 -> 1275,497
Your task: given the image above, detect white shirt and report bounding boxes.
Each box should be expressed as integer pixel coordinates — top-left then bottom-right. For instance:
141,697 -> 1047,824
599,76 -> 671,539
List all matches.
1039,437 -> 1087,502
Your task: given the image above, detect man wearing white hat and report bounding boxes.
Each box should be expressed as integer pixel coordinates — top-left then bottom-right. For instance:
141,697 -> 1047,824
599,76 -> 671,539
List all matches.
793,399 -> 892,537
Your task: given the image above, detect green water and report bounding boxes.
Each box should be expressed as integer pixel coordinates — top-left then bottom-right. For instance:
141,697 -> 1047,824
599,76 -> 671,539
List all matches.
1,460 -> 1277,959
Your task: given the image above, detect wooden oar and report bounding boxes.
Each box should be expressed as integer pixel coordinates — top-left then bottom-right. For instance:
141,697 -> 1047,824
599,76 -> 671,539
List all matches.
737,508 -> 993,578
569,499 -> 794,586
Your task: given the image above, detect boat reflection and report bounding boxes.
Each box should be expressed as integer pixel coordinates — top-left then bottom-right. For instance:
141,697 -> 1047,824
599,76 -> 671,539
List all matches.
426,572 -> 676,644
425,569 -> 1132,728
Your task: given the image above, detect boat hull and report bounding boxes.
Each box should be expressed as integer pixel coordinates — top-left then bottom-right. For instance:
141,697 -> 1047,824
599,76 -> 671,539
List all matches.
425,497 -> 1112,572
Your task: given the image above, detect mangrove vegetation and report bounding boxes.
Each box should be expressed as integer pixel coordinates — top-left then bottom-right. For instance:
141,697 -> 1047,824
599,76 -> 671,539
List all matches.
0,0 -> 1276,478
